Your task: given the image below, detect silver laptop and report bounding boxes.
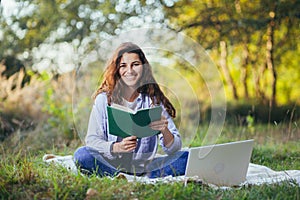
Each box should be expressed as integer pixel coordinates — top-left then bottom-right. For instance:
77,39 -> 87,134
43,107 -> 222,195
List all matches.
185,139 -> 254,186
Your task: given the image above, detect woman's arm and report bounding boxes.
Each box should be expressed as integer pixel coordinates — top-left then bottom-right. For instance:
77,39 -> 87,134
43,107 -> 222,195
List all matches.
149,107 -> 182,154
85,93 -> 117,159
149,116 -> 174,147
86,93 -> 139,157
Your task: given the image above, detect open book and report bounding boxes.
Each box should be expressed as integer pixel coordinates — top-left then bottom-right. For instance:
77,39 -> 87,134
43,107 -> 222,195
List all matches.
107,104 -> 162,138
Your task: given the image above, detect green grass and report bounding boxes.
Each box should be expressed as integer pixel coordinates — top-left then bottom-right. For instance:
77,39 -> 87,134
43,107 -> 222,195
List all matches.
0,123 -> 299,199
0,149 -> 299,200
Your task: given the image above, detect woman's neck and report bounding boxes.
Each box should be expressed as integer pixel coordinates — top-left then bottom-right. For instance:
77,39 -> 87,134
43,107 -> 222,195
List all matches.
122,87 -> 139,102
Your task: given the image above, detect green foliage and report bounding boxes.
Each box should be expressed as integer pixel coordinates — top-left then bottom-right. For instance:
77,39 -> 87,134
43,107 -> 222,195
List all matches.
163,0 -> 300,105
0,0 -> 164,70
43,88 -> 68,124
42,81 -> 74,140
2,0 -> 299,107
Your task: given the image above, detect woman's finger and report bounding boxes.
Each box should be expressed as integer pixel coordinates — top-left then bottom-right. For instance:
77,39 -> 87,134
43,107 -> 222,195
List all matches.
149,119 -> 168,131
120,137 -> 137,152
150,120 -> 167,126
123,136 -> 137,141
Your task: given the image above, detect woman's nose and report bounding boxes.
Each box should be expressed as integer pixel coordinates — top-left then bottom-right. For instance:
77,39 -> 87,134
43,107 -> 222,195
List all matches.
127,65 -> 133,73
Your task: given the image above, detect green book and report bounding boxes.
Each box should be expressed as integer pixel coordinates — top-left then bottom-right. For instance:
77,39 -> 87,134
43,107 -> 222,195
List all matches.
107,104 -> 162,138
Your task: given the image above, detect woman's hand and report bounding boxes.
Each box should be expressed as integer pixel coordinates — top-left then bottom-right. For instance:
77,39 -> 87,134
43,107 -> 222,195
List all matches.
149,116 -> 169,134
149,116 -> 174,147
112,136 -> 137,153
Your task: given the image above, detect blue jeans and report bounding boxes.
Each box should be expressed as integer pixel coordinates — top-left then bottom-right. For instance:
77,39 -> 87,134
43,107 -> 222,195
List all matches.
74,146 -> 188,178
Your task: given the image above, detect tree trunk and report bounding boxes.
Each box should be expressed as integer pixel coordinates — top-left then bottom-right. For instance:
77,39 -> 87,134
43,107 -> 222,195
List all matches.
241,43 -> 249,99
235,1 -> 248,100
253,63 -> 268,105
266,11 -> 277,106
219,41 -> 238,100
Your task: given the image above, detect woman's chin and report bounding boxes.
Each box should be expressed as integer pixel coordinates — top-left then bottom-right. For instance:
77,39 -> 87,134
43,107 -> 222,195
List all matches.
123,79 -> 139,87
124,82 -> 138,88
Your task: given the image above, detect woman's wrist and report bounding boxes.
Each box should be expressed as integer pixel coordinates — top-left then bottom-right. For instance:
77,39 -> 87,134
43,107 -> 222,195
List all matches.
161,128 -> 174,147
111,142 -> 118,153
160,126 -> 169,135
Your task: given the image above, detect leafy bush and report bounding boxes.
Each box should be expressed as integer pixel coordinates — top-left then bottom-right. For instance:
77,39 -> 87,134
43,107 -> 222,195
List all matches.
0,62 -> 77,148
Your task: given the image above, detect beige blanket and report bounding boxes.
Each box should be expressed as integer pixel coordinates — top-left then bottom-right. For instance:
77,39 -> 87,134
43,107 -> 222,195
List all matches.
43,154 -> 300,187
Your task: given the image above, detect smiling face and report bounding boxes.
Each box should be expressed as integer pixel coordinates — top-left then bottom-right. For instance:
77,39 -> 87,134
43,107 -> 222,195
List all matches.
118,52 -> 143,90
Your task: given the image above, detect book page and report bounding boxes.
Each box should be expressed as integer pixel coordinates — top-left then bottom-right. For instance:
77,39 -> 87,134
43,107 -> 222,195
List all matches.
110,103 -> 136,114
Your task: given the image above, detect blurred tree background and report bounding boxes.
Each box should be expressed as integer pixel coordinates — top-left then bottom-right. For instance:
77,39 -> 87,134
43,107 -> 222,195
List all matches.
0,0 -> 299,151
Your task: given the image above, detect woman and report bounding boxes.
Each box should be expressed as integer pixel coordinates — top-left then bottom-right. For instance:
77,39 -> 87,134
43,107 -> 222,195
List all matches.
74,42 -> 188,178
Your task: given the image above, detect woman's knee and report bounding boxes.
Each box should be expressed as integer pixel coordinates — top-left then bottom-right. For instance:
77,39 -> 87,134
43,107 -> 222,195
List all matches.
74,146 -> 93,165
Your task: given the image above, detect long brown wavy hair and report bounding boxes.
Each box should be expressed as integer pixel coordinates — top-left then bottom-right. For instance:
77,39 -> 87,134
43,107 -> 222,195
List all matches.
93,42 -> 176,118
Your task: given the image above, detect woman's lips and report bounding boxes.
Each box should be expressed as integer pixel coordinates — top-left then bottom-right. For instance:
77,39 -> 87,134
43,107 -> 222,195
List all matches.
124,74 -> 136,80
